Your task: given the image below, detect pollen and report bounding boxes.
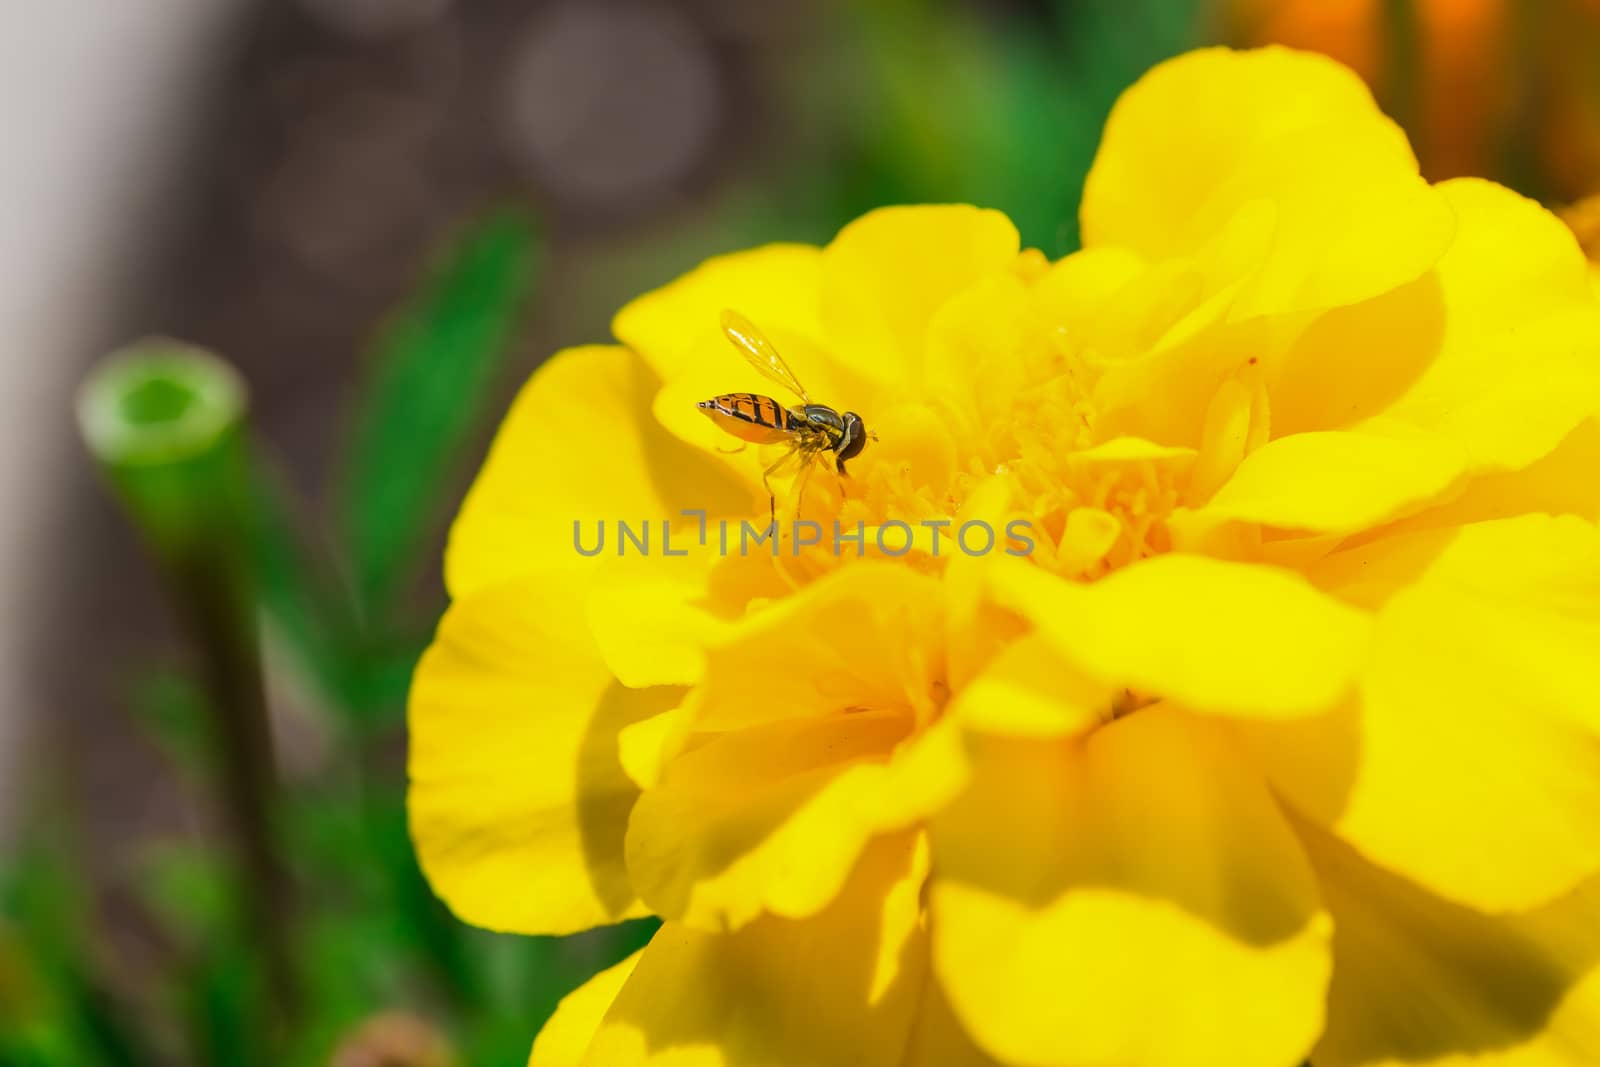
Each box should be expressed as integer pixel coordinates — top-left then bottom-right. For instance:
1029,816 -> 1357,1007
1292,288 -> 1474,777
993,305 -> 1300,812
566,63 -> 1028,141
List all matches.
983,377 -> 1184,580
787,350 -> 1188,585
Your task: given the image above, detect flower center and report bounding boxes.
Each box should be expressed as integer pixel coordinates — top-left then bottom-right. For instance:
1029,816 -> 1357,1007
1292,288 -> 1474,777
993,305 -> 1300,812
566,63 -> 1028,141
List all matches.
974,372 -> 1183,580
796,358 -> 1185,582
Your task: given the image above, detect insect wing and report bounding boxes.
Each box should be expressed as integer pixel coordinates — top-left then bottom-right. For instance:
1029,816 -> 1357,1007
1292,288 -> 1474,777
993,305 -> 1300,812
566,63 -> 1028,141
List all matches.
721,309 -> 810,404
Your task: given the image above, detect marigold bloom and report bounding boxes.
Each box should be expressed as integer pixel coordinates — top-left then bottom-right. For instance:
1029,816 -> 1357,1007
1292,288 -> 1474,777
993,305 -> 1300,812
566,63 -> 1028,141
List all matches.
409,46 -> 1600,1067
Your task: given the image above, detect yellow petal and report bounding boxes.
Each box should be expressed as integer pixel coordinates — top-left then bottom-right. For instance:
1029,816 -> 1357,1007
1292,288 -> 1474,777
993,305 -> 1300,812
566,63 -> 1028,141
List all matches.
613,243 -> 824,387
1024,241 -> 1152,363
1086,45 -> 1373,257
530,950 -> 643,1067
626,713 -> 964,931
1048,201 -> 1281,450
1201,430 -> 1466,533
1276,179 -> 1600,474
1057,508 -> 1122,577
1265,271 -> 1445,441
898,972 -> 1004,1067
1071,436 -> 1197,466
941,476 -> 1032,694
587,551 -> 726,689
1077,200 -> 1279,379
625,711 -> 906,929
989,554 -> 1371,718
863,401 -> 959,498
1029,246 -> 1146,334
931,710 -> 1332,1067
1187,365 -> 1272,504
821,205 -> 1020,385
924,274 -> 1030,444
616,708 -> 690,792
1084,46 -> 1453,320
408,577 -> 669,935
1088,302 -> 1283,451
1258,515 -> 1600,911
445,346 -> 745,598
1379,417 -> 1600,535
946,633 -> 1109,738
1301,821 -> 1600,1067
583,833 -> 929,1067
1358,179 -> 1600,471
686,562 -> 946,732
586,547 -> 788,689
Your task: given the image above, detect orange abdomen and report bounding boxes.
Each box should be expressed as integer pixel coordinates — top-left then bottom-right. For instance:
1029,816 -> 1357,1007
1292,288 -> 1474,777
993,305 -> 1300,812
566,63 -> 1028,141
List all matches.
697,393 -> 798,444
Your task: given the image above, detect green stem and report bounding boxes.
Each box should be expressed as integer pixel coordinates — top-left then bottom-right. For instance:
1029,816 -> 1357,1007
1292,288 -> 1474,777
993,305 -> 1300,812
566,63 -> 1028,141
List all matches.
1500,0 -> 1552,202
1381,0 -> 1421,154
76,342 -> 296,1023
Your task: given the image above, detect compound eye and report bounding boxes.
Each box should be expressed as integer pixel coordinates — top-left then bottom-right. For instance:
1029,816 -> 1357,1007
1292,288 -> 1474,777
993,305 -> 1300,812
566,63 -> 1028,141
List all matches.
838,415 -> 868,464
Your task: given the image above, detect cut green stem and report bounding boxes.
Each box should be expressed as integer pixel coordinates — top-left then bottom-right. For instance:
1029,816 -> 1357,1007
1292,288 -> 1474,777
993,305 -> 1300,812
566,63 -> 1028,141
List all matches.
77,341 -> 296,1023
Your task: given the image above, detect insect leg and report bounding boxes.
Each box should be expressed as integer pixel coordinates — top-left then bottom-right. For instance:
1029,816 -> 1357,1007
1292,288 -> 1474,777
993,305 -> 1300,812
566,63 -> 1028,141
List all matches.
794,456 -> 818,519
824,450 -> 847,503
761,449 -> 800,528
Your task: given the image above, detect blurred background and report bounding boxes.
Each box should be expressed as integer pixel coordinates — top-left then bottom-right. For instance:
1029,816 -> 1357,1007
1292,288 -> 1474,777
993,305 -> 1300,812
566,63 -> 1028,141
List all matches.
6,1 -> 1600,1063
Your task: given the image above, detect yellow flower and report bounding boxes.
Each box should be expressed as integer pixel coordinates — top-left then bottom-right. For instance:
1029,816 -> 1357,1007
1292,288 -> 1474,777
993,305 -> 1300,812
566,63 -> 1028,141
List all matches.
408,46 -> 1600,1067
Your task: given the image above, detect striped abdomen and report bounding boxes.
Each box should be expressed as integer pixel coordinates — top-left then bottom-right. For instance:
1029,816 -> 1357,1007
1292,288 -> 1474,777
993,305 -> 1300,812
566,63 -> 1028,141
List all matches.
697,392 -> 800,444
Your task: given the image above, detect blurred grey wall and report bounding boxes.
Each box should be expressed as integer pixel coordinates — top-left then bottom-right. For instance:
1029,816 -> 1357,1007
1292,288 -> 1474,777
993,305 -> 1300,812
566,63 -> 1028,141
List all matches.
0,0 -> 249,834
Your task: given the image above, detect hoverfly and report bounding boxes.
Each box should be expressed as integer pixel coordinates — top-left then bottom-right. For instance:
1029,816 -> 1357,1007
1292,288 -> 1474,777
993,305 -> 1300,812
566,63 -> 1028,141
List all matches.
697,309 -> 874,523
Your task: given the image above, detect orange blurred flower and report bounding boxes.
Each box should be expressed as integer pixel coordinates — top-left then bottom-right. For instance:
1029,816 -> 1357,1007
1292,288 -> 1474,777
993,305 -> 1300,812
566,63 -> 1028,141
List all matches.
1234,0 -> 1600,200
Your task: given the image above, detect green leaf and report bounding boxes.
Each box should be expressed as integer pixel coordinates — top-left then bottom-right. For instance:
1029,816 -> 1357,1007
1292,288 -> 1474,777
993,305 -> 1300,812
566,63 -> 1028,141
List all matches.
337,209 -> 541,619
242,459 -> 367,714
238,442 -> 423,730
2,839 -> 155,1067
184,945 -> 268,1067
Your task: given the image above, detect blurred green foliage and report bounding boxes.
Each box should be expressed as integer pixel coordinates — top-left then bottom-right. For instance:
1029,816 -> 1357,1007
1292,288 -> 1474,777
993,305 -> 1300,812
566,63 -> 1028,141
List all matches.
822,0 -> 1207,253
2,3 -> 1220,1064
5,210 -> 653,1067
337,212 -> 540,624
